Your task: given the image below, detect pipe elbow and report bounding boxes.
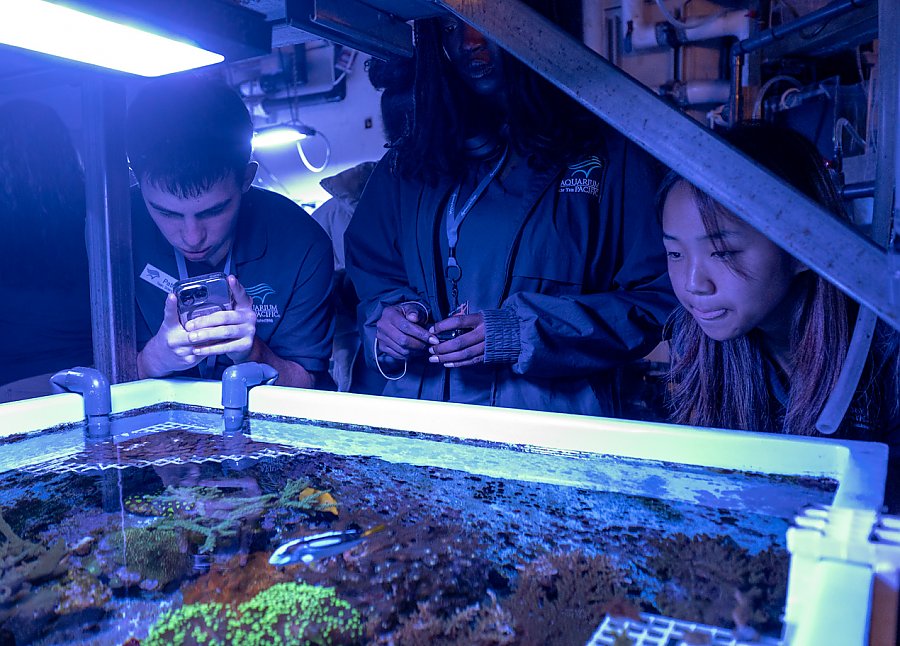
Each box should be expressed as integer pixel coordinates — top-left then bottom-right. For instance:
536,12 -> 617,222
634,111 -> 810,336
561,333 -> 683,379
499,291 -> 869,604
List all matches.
221,362 -> 279,409
50,367 -> 111,417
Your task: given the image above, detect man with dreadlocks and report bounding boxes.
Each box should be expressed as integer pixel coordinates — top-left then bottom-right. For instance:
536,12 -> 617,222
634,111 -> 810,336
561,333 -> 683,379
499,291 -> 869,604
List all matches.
345,3 -> 676,415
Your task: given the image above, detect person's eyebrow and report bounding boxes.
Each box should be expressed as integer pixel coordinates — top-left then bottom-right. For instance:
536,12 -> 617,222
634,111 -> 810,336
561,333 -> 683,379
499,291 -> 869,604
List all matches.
146,200 -> 181,216
147,197 -> 232,217
702,229 -> 742,241
195,197 -> 232,217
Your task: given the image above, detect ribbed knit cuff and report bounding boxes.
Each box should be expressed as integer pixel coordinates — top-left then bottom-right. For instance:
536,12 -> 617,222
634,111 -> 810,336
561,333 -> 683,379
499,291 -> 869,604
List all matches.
482,308 -> 521,365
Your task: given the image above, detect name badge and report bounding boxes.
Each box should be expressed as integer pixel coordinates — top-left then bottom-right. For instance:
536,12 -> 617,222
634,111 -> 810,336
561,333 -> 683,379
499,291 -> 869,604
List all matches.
140,264 -> 178,293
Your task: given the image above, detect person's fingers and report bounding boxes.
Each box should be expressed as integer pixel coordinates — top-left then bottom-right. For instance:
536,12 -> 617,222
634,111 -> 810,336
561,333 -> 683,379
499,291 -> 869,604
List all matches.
229,275 -> 252,308
187,323 -> 251,345
428,341 -> 486,367
429,313 -> 483,335
428,326 -> 484,353
185,310 -> 253,332
375,332 -> 408,360
398,320 -> 432,343
440,355 -> 485,368
193,338 -> 252,357
163,293 -> 182,328
384,306 -> 432,343
378,309 -> 430,350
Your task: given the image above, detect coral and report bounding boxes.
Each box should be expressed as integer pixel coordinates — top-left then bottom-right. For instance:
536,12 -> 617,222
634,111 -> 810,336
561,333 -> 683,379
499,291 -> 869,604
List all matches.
0,513 -> 66,618
102,526 -> 192,591
125,479 -> 334,555
128,485 -> 274,554
232,582 -> 363,644
54,569 -> 112,614
646,533 -> 788,635
144,601 -> 227,645
144,582 -> 363,646
290,515 -> 493,638
505,551 -> 631,646
182,551 -> 294,606
386,591 -> 517,646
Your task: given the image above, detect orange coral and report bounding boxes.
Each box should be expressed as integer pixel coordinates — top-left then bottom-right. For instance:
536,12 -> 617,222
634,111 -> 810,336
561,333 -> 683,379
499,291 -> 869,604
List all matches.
182,551 -> 293,605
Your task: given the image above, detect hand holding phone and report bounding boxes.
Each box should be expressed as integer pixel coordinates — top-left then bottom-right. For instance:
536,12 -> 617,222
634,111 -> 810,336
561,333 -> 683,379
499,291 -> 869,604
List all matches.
435,301 -> 472,341
428,303 -> 487,368
173,272 -> 235,328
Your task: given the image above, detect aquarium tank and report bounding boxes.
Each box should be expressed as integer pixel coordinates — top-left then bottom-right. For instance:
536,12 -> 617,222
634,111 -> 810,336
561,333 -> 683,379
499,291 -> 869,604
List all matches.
0,378 -> 888,645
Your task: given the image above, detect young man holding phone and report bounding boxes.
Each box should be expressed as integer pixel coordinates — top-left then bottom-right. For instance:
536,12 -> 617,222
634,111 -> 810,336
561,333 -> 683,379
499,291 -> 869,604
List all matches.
127,75 -> 334,388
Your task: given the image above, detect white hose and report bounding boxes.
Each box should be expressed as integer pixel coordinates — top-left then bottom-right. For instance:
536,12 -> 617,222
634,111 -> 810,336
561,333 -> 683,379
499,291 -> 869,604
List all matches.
751,75 -> 802,119
296,130 -> 331,174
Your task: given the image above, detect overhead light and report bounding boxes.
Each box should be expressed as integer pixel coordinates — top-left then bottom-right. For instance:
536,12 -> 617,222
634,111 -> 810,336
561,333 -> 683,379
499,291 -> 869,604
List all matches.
0,0 -> 225,76
252,125 -> 313,150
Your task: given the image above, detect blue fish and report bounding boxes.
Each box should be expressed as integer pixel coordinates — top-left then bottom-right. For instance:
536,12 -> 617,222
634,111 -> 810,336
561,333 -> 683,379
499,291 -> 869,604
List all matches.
269,524 -> 386,566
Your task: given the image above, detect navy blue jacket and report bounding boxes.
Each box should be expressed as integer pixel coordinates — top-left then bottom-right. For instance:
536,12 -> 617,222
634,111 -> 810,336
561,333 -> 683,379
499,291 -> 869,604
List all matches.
345,133 -> 677,416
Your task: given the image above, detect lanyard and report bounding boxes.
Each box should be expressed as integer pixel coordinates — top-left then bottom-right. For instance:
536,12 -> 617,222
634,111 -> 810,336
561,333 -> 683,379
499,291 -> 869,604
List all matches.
445,145 -> 509,309
174,246 -> 234,378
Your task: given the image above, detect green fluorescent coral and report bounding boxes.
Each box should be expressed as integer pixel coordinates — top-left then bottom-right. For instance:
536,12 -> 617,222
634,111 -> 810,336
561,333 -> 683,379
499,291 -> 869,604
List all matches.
143,582 -> 363,646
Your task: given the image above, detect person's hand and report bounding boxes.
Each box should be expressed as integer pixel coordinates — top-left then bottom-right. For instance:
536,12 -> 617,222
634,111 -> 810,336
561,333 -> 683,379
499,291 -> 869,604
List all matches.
185,276 -> 257,363
428,313 -> 485,368
375,303 -> 432,361
137,293 -> 205,378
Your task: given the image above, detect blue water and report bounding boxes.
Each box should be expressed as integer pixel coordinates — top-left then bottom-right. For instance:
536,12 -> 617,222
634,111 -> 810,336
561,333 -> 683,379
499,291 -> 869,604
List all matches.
0,405 -> 835,645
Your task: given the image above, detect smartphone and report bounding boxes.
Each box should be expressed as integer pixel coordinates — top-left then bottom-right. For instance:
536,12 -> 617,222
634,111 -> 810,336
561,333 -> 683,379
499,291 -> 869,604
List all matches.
436,328 -> 472,342
435,301 -> 470,342
173,272 -> 234,327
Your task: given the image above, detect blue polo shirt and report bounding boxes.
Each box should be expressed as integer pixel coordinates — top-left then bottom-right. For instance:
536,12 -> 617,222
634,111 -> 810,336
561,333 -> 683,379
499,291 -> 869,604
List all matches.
132,186 -> 335,381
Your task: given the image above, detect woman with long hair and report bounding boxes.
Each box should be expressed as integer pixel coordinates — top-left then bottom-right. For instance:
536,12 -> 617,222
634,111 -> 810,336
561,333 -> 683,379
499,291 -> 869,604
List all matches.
0,99 -> 93,398
661,121 -> 898,474
345,2 -> 676,415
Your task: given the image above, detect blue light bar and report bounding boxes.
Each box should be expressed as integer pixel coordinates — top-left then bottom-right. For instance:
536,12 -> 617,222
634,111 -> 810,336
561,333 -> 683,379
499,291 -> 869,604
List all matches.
0,0 -> 225,76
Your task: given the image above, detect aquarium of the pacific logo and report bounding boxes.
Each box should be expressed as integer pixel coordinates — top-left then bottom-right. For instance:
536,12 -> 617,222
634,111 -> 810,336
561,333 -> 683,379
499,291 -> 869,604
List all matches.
559,156 -> 604,198
246,283 -> 280,323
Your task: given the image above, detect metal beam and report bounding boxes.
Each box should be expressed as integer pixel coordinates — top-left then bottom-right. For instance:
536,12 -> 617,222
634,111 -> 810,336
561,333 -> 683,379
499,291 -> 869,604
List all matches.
877,0 -> 900,308
284,0 -> 414,60
431,0 -> 899,331
81,78 -> 138,384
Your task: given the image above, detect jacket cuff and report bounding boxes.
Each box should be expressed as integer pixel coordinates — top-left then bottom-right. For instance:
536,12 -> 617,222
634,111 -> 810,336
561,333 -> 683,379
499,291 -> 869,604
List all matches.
483,308 -> 521,365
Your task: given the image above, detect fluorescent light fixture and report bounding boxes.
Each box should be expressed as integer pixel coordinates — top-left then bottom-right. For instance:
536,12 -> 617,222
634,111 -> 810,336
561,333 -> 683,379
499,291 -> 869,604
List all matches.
0,0 -> 224,76
252,126 -> 310,150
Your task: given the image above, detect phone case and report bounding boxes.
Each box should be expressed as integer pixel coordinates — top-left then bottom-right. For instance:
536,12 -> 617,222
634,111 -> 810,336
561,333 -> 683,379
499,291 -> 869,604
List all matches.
172,272 -> 234,326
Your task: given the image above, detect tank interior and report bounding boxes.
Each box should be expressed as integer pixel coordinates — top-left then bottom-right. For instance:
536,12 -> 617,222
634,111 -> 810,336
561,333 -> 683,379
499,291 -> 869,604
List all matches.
0,1 -> 899,645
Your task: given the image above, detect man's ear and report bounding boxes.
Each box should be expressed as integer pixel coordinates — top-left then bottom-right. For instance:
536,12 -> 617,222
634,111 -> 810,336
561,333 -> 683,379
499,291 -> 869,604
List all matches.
241,161 -> 259,192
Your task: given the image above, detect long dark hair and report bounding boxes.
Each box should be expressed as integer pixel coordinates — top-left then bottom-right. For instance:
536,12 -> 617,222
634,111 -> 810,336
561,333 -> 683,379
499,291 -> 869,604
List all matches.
661,122 -> 878,436
393,0 -> 602,182
0,99 -> 87,287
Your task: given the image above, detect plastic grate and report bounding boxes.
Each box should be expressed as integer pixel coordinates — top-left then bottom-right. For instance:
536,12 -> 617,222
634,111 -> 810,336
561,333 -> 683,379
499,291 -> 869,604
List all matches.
589,613 -> 783,646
